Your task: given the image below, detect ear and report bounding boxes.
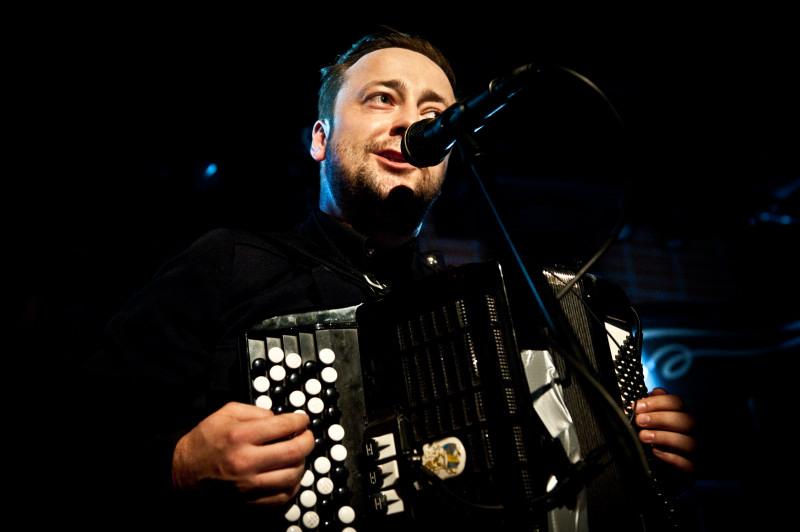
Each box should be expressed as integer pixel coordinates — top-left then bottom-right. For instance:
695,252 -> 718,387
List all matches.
310,119 -> 329,162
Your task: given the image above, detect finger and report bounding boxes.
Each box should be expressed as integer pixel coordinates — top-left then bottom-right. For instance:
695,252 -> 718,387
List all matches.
233,455 -> 308,505
219,401 -> 277,421
635,393 -> 686,414
255,411 -> 311,443
206,429 -> 313,490
232,411 -> 311,446
246,428 -> 315,473
638,427 -> 697,456
636,410 -> 695,434
245,460 -> 308,505
650,445 -> 696,474
245,489 -> 301,507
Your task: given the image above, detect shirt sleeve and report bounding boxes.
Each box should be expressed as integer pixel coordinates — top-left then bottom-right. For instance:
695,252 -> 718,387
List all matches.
77,228 -> 239,508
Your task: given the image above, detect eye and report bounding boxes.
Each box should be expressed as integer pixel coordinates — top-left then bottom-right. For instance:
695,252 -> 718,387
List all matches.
367,92 -> 393,107
421,108 -> 442,119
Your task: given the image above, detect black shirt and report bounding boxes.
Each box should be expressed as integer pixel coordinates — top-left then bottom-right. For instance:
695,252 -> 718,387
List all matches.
76,209 -> 444,523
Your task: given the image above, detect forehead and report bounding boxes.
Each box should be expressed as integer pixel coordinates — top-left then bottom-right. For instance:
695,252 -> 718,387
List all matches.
340,47 -> 455,103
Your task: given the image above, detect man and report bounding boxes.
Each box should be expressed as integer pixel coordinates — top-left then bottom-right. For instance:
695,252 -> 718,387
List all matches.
171,34 -> 457,508
80,31 -> 695,528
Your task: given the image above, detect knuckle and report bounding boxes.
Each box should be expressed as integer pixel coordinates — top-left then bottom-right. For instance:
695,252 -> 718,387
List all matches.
284,439 -> 312,463
227,424 -> 250,445
224,454 -> 251,476
271,491 -> 294,506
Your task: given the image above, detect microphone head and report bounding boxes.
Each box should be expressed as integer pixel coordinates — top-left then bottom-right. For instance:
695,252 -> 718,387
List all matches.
401,118 -> 451,168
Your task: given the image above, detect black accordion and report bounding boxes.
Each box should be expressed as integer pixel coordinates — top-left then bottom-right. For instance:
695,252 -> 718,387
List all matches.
240,261 -> 674,531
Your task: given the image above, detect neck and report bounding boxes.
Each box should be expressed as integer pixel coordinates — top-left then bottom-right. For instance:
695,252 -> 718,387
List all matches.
368,229 -> 418,250
319,204 -> 419,250
319,180 -> 431,250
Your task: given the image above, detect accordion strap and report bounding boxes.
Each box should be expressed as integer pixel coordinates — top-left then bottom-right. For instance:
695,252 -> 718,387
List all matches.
260,231 -> 392,297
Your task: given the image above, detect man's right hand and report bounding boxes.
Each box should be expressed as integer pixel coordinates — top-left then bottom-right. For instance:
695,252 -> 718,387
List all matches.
171,402 -> 314,505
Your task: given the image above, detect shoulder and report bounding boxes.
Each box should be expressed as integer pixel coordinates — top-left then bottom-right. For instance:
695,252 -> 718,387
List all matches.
144,229 -> 303,295
189,228 -> 285,252
181,228 -> 301,265
174,228 -> 307,283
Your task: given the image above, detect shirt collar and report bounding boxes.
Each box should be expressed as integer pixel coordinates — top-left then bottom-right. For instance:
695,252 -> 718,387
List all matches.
311,209 -> 421,283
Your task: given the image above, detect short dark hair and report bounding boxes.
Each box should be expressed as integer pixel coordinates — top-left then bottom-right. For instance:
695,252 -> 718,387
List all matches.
317,30 -> 456,122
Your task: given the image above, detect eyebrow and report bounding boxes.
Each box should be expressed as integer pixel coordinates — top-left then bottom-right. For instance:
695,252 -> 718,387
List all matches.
371,79 -> 452,106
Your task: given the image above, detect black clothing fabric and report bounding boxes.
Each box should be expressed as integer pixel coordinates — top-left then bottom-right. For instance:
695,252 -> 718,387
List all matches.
74,209 -> 445,526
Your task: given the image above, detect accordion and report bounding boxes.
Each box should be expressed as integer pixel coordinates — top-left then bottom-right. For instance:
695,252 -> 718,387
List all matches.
240,261 -> 673,531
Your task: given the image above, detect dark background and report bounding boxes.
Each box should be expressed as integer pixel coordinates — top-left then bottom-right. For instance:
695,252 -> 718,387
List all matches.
13,8 -> 798,530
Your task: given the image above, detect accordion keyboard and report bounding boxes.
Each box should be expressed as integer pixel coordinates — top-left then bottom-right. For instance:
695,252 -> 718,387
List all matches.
244,323 -> 366,532
240,262 -> 567,530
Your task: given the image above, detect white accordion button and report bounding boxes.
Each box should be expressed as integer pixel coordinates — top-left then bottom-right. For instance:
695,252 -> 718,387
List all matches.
252,375 -> 269,393
299,489 -> 317,508
269,365 -> 286,382
307,397 -> 324,414
320,366 -> 338,383
289,390 -> 306,408
330,443 -> 347,462
302,511 -> 320,529
316,476 -> 334,496
314,456 -> 331,475
284,503 -> 301,522
338,505 -> 356,524
254,395 -> 272,410
328,423 -> 345,442
267,346 -> 285,363
318,347 -> 336,364
285,352 -> 302,369
300,469 -> 314,488
286,526 -> 302,532
304,378 -> 322,396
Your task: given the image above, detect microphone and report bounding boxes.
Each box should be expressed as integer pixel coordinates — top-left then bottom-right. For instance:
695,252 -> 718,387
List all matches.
401,63 -> 542,167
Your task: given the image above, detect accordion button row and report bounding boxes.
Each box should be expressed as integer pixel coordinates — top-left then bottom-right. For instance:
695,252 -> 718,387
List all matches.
362,433 -> 405,516
247,336 -> 357,531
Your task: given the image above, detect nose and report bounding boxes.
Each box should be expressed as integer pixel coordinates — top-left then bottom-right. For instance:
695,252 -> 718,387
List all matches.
390,103 -> 421,136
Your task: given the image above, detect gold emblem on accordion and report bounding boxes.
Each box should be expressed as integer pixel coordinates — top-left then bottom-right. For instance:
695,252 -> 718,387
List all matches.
421,437 -> 466,480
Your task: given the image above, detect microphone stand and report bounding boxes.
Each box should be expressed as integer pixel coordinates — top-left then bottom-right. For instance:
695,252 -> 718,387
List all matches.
455,131 -> 651,500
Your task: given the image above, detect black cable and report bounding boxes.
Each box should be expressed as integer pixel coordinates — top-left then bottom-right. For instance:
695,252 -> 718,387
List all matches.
454,62 -> 653,515
415,443 -> 616,513
459,133 -> 651,498
548,66 -> 633,301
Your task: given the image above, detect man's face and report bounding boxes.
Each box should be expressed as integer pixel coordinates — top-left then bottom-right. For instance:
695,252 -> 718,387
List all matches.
311,47 -> 456,241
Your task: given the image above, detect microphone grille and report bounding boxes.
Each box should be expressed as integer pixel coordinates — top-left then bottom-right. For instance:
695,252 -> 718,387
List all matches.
401,118 -> 445,168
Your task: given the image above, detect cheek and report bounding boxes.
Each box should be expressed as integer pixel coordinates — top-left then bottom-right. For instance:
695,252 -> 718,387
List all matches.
431,159 -> 449,185
438,157 -> 449,177
418,165 -> 448,198
330,126 -> 369,160
335,108 -> 387,140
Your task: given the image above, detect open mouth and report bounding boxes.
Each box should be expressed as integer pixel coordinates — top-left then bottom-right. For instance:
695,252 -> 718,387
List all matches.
377,150 -> 407,164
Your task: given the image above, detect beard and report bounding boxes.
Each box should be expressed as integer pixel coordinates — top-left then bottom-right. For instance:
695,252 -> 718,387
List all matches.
323,136 -> 445,239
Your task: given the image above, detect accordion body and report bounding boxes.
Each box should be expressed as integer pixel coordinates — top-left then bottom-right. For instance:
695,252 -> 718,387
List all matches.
240,261 -> 670,531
